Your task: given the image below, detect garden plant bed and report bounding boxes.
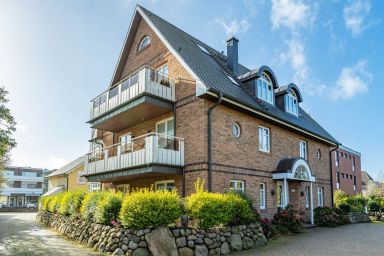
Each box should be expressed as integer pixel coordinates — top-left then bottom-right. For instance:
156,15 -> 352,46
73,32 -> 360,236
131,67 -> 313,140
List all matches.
37,211 -> 267,256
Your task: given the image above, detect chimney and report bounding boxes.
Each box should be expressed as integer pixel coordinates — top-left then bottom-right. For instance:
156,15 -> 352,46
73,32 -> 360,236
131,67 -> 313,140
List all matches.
226,36 -> 239,76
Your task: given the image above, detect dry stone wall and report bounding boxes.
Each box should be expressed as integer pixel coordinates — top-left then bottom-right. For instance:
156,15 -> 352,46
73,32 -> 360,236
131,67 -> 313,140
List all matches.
37,211 -> 267,256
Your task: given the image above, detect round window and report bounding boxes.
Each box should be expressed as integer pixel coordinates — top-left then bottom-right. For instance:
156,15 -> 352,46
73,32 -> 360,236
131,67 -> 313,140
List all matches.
316,149 -> 321,159
232,123 -> 241,138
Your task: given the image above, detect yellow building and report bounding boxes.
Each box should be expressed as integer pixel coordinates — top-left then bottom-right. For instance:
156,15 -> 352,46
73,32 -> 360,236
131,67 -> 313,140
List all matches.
44,156 -> 100,195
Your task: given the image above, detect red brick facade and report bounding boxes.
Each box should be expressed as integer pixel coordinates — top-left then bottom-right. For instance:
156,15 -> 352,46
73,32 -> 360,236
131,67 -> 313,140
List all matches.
331,146 -> 362,195
93,15 -> 335,221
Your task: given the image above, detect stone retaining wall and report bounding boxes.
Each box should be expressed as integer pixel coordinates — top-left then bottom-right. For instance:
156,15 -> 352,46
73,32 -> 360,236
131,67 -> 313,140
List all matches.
348,212 -> 371,224
37,211 -> 267,256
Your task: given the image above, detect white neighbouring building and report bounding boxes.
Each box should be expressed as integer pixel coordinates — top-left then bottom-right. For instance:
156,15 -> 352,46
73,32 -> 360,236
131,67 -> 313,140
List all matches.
0,166 -> 46,207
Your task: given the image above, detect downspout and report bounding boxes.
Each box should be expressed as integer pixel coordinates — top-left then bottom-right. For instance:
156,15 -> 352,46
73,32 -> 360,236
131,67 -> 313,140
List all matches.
207,92 -> 223,192
329,145 -> 339,207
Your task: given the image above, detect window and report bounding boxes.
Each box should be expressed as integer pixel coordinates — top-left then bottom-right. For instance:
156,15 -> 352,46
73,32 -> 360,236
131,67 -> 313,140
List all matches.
299,140 -> 307,160
232,123 -> 241,138
285,89 -> 299,116
77,171 -> 86,184
336,172 -> 340,189
305,186 -> 310,208
138,36 -> 150,51
341,173 -> 345,178
157,64 -> 169,76
259,183 -> 266,210
341,152 -> 344,157
258,126 -> 270,153
316,149 -> 321,159
156,117 -> 175,149
120,133 -> 132,153
353,176 -> 357,191
256,72 -> 274,105
335,151 -> 339,167
117,184 -> 130,193
230,180 -> 245,192
294,165 -> 309,180
89,182 -> 101,191
317,187 -> 324,207
155,180 -> 175,191
352,157 -> 355,171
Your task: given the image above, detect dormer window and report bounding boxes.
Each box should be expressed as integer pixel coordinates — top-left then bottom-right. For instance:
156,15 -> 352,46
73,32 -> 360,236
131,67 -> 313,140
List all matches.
257,72 -> 274,105
285,89 -> 298,116
138,36 -> 150,51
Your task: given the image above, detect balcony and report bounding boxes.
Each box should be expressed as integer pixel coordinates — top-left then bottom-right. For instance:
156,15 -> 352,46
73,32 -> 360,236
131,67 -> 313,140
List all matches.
84,133 -> 184,181
89,67 -> 176,132
0,187 -> 43,196
3,173 -> 43,182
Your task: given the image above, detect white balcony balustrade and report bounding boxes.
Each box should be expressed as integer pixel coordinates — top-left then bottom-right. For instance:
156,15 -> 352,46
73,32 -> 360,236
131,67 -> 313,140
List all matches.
3,173 -> 44,182
90,67 -> 175,120
85,133 -> 184,175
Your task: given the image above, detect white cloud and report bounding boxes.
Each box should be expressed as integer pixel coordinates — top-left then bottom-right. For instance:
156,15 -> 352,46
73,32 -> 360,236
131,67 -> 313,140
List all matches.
279,37 -> 309,85
331,59 -> 371,100
214,18 -> 251,37
343,0 -> 371,36
270,0 -> 311,31
46,156 -> 67,169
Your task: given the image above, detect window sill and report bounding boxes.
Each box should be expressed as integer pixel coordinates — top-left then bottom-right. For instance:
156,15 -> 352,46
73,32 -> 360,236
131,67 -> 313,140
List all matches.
259,150 -> 270,155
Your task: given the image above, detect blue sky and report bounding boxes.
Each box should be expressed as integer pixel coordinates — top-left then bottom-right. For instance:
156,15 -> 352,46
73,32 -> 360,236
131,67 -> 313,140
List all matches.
1,0 -> 383,179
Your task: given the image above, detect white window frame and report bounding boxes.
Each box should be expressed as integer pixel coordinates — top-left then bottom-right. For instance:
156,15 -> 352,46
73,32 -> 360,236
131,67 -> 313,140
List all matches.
352,157 -> 355,171
138,36 -> 150,51
156,117 -> 174,136
259,182 -> 266,210
117,184 -> 130,193
256,72 -> 274,105
285,90 -> 299,116
258,126 -> 270,153
157,64 -> 169,77
77,171 -> 86,185
305,186 -> 310,209
232,123 -> 241,138
155,180 -> 175,191
277,183 -> 288,207
88,182 -> 101,191
317,187 -> 324,207
230,180 -> 245,192
299,140 -> 307,160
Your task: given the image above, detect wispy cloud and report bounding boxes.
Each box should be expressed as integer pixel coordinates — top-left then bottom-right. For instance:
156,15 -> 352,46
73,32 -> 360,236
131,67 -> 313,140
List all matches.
270,0 -> 312,31
214,18 -> 251,37
343,0 -> 371,36
331,59 -> 371,100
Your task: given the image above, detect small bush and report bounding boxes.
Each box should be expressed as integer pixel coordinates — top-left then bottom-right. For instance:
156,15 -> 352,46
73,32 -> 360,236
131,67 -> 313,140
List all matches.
338,203 -> 351,213
334,190 -> 367,213
272,205 -> 305,234
39,196 -> 49,211
58,191 -> 85,216
94,192 -> 123,225
120,188 -> 182,229
260,218 -> 274,239
185,179 -> 256,229
80,191 -> 106,222
314,207 -> 348,227
48,193 -> 64,213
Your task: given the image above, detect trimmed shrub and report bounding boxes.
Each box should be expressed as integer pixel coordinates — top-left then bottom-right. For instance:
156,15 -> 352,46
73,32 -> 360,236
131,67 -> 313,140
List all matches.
227,190 -> 260,223
314,207 -> 348,227
94,192 -> 123,225
338,203 -> 351,213
80,191 -> 106,222
272,205 -> 305,234
334,190 -> 367,213
260,218 -> 274,239
120,188 -> 182,229
39,196 -> 51,211
185,179 -> 256,229
58,191 -> 85,216
48,193 -> 64,213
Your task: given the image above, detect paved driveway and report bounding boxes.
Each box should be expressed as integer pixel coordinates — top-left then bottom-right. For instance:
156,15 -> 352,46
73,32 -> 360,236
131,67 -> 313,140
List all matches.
0,212 -> 103,256
234,222 -> 384,256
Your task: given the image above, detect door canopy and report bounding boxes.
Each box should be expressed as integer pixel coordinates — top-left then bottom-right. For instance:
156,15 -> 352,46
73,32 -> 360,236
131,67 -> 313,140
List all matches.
272,158 -> 315,182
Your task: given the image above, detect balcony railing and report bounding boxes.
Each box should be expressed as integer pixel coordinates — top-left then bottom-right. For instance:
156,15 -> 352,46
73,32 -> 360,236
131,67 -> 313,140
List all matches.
0,187 -> 43,195
90,67 -> 175,120
3,173 -> 43,182
85,133 -> 184,176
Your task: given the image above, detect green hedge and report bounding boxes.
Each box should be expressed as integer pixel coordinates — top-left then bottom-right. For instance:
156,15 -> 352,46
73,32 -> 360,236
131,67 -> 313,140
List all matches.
334,190 -> 367,213
94,192 -> 123,225
59,191 -> 85,216
185,179 -> 255,229
120,188 -> 182,229
80,191 -> 106,222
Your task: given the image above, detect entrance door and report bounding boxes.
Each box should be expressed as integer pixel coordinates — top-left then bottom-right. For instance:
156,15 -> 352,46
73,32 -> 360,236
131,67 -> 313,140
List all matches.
156,118 -> 174,149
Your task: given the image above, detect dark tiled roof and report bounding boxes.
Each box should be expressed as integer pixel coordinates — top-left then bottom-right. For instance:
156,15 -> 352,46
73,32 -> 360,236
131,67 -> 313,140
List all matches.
138,6 -> 338,144
274,158 -> 298,173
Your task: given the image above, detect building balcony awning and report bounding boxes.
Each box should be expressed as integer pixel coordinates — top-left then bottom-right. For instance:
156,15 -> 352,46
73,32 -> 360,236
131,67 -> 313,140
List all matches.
272,158 -> 316,182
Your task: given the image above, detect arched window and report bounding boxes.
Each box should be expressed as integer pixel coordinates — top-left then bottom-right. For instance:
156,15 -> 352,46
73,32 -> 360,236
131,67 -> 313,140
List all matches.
285,89 -> 298,116
138,36 -> 150,51
257,72 -> 274,105
294,165 -> 309,180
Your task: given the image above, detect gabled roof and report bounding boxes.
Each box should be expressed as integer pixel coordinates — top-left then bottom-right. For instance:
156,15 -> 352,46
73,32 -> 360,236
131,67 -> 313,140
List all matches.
46,156 -> 85,178
113,5 -> 338,145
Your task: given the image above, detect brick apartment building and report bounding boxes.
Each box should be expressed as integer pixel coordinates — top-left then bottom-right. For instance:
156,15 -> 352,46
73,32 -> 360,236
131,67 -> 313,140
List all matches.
83,5 -> 339,223
331,145 -> 362,195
